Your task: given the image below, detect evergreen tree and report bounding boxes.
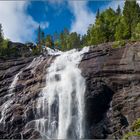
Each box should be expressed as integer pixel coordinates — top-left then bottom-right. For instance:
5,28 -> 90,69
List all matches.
41,31 -> 45,46
45,35 -> 53,49
123,0 -> 140,38
132,22 -> 140,40
37,25 -> 41,45
88,7 -> 117,44
115,16 -> 129,40
96,8 -> 100,19
0,24 -> 3,46
116,5 -> 121,15
60,28 -> 69,51
69,32 -> 81,49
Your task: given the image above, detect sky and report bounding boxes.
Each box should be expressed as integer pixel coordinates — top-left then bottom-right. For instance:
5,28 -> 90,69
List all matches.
0,0 -> 125,43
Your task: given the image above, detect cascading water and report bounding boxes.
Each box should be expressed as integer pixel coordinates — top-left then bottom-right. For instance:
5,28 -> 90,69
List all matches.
0,70 -> 22,123
36,47 -> 89,139
0,56 -> 44,123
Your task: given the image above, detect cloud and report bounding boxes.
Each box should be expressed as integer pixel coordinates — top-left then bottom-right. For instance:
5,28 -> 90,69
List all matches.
103,0 -> 125,11
0,1 -> 49,43
40,22 -> 49,29
137,0 -> 140,6
68,1 -> 95,35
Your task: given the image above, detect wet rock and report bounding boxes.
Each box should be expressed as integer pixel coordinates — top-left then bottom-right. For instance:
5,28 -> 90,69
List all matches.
12,115 -> 24,126
29,130 -> 42,139
23,128 -> 34,139
10,133 -> 22,139
0,42 -> 140,139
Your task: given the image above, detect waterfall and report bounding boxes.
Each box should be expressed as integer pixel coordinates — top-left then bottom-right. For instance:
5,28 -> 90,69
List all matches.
0,56 -> 43,123
36,47 -> 89,139
0,70 -> 22,123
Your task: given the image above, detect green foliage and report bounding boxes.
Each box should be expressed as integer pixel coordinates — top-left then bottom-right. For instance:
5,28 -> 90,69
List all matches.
116,5 -> 121,15
2,0 -> 140,55
122,131 -> 140,140
45,35 -> 54,49
131,118 -> 140,131
123,0 -> 140,38
122,118 -> 140,140
112,40 -> 126,49
82,0 -> 140,47
84,7 -> 121,45
0,25 -> 10,57
0,24 -> 3,46
41,31 -> 45,46
0,39 -> 21,58
33,1 -> 140,51
0,39 -> 8,56
132,23 -> 140,40
115,16 -> 129,40
54,40 -> 60,49
96,8 -> 100,19
32,47 -> 41,56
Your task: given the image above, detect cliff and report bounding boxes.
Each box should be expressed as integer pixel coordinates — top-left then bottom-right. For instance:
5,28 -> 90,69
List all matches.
0,42 -> 140,139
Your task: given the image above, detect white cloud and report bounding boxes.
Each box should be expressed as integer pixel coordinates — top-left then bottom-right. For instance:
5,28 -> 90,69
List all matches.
40,22 -> 49,29
103,0 -> 125,11
137,0 -> 140,6
69,1 -> 95,35
0,1 -> 49,43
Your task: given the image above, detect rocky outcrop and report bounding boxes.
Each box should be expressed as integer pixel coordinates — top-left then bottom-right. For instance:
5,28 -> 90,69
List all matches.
80,42 -> 140,139
0,42 -> 140,139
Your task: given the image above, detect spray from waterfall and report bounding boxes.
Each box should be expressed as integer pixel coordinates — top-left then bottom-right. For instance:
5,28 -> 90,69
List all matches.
36,47 -> 89,139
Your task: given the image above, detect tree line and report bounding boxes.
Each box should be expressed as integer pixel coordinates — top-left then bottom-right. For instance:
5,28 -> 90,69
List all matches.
37,0 -> 140,51
37,26 -> 81,51
82,0 -> 140,46
1,0 -> 140,57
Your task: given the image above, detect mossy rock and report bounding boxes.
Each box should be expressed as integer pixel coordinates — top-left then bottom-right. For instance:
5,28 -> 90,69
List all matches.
131,118 -> 140,131
122,118 -> 140,140
122,131 -> 140,140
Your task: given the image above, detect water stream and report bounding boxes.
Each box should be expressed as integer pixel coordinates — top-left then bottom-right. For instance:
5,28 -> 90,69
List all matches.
36,47 -> 89,139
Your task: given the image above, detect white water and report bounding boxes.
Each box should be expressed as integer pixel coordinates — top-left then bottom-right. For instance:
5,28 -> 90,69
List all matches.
26,56 -> 44,73
0,56 -> 44,123
0,70 -> 22,123
36,47 -> 89,139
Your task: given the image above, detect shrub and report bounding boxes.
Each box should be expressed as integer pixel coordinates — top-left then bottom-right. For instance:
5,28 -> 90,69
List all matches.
122,118 -> 140,140
112,40 -> 126,49
131,118 -> 140,131
0,39 -> 10,57
122,131 -> 140,140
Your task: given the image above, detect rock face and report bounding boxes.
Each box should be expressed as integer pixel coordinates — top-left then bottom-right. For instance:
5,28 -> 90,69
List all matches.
80,42 -> 140,139
7,41 -> 32,57
0,42 -> 140,139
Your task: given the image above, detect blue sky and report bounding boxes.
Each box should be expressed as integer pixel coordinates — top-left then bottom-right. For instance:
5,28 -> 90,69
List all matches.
0,0 -> 124,43
27,1 -> 111,38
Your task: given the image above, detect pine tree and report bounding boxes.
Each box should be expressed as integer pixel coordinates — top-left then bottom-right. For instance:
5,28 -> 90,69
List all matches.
116,5 -> 121,15
45,35 -> 53,49
41,31 -> 45,46
123,0 -> 140,38
37,25 -> 41,45
132,23 -> 140,40
0,24 -> 3,46
96,8 -> 100,19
